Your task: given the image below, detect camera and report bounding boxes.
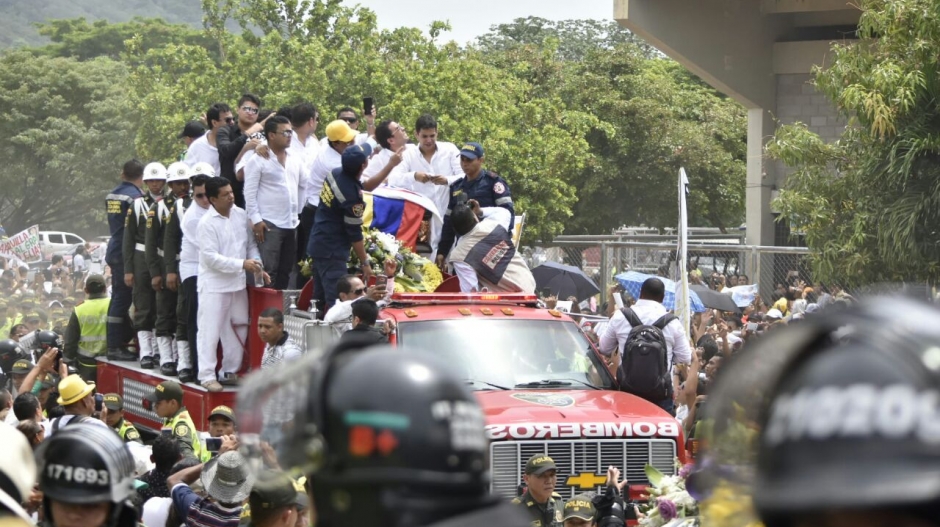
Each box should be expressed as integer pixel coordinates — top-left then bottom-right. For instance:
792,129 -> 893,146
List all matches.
205,437 -> 223,452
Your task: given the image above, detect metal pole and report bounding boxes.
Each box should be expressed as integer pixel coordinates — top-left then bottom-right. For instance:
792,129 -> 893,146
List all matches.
599,241 -> 609,296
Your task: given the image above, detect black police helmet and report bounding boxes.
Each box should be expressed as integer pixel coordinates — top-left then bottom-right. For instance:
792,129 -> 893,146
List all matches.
37,424 -> 136,509
36,330 -> 60,349
0,338 -> 20,373
238,344 -> 492,527
701,297 -> 940,521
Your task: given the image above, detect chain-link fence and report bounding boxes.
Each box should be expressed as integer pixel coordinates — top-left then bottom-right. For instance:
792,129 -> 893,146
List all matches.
523,236 -> 812,303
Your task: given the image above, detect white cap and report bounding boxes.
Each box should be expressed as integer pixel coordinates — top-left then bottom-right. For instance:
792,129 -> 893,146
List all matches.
143,162 -> 168,181
766,308 -> 784,319
190,162 -> 216,178
166,162 -> 191,183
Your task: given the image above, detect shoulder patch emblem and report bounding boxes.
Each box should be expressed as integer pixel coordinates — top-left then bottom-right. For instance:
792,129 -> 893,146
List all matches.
174,423 -> 190,437
352,203 -> 365,218
126,428 -> 141,441
493,182 -> 506,194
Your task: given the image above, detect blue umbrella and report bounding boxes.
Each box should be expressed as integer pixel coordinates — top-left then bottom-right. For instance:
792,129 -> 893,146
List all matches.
615,271 -> 706,313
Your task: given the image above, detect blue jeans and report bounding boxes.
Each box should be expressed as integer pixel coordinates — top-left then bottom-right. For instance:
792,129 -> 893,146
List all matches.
312,258 -> 349,315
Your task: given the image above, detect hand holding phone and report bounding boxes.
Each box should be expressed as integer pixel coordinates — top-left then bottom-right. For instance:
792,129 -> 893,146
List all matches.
363,96 -> 374,118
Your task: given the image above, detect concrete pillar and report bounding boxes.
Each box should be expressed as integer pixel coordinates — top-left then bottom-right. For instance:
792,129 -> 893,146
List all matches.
745,107 -> 776,247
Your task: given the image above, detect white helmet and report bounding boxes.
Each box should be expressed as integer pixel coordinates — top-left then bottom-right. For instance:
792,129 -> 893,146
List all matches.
190,162 -> 216,178
166,162 -> 191,183
142,162 -> 168,181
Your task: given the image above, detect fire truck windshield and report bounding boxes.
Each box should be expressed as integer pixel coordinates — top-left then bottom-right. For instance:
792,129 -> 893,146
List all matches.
397,319 -> 615,390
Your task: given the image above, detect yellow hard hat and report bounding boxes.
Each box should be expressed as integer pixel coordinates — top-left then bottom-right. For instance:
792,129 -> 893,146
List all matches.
57,374 -> 95,406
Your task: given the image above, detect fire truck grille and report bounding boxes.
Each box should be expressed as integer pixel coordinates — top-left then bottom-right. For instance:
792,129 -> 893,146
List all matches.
122,378 -> 161,422
490,439 -> 677,499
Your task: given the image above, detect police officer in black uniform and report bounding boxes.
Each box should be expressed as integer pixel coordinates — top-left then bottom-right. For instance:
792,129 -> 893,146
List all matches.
104,160 -> 144,361
437,142 -> 514,265
697,295 -> 940,527
36,424 -> 139,527
512,455 -> 563,527
237,341 -> 530,527
306,144 -> 374,313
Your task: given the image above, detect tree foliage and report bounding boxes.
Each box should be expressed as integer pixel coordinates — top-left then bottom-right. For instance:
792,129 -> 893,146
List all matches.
0,3 -> 746,242
0,51 -> 136,233
768,0 -> 940,286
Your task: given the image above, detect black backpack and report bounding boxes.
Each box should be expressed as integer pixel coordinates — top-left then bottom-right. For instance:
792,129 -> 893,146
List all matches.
619,308 -> 676,403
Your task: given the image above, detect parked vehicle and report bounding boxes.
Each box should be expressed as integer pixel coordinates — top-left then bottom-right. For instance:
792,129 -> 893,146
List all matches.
38,231 -> 85,260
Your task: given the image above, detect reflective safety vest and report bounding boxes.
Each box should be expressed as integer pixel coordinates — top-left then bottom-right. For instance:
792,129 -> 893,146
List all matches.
164,408 -> 210,462
115,418 -> 142,443
74,297 -> 110,358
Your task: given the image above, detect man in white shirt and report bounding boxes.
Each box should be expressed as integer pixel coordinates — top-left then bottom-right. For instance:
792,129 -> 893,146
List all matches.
323,263 -> 396,334
302,120 -> 357,257
387,114 -> 464,256
361,120 -> 412,191
598,277 -> 692,414
244,116 -> 305,290
184,103 -> 231,175
177,168 -> 214,383
448,202 -> 535,294
196,177 -> 267,392
319,107 -> 377,149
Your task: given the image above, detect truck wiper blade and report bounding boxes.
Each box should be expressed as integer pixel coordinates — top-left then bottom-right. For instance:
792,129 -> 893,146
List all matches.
465,379 -> 510,391
514,379 -> 601,390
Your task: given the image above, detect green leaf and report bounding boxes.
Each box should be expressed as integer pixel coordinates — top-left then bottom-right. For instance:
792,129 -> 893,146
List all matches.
644,464 -> 664,487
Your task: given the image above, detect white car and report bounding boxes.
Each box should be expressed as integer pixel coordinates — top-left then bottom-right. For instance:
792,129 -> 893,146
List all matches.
39,231 -> 85,260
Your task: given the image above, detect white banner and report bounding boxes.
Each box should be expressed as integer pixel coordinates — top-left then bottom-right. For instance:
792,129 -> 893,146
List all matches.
675,169 -> 691,340
0,225 -> 42,263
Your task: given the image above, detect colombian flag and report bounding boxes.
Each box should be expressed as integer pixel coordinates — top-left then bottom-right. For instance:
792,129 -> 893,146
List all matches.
361,187 -> 441,250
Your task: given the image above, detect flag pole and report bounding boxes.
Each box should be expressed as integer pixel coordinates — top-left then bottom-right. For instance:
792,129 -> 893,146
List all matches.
676,168 -> 692,341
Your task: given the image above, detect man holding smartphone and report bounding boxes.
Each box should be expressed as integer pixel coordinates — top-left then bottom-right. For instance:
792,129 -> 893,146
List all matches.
387,114 -> 465,257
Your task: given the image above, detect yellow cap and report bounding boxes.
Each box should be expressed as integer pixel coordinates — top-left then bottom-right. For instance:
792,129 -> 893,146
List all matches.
325,120 -> 357,142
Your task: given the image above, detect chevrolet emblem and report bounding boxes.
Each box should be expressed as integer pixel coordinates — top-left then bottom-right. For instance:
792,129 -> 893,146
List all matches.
565,473 -> 607,490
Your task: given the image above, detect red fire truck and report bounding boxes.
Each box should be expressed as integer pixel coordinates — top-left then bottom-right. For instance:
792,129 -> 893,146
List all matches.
97,287 -> 686,501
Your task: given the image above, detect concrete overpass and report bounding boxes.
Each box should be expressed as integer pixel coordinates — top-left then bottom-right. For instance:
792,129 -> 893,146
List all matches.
614,0 -> 860,246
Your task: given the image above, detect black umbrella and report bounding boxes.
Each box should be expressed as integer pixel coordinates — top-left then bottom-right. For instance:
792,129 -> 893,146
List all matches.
531,262 -> 600,302
690,284 -> 741,313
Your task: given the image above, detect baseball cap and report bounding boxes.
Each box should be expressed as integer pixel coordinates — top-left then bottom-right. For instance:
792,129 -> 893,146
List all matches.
339,143 -> 373,176
11,359 -> 31,375
208,405 -> 235,423
563,496 -> 596,521
766,308 -> 784,320
249,470 -> 297,512
103,393 -> 124,411
524,454 -> 557,475
457,142 -> 484,160
325,120 -> 357,143
85,274 -> 107,294
179,121 -> 207,139
39,373 -> 56,390
145,380 -> 184,403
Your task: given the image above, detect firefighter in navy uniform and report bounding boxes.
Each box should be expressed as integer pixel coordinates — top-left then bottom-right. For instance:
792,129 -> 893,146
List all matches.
36,424 -> 139,527
697,295 -> 940,527
164,163 -> 215,384
306,144 -> 374,313
512,455 -> 564,527
123,162 -> 166,370
437,142 -> 514,265
105,160 -> 144,361
237,342 -> 531,527
146,162 -> 191,377
101,393 -> 141,444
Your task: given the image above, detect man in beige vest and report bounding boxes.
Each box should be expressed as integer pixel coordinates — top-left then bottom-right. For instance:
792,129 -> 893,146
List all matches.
447,202 -> 535,294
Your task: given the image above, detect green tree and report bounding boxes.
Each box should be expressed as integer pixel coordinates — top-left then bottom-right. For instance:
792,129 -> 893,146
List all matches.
35,17 -> 216,60
767,0 -> 940,286
474,17 -> 658,61
128,0 -> 593,241
0,51 -> 136,233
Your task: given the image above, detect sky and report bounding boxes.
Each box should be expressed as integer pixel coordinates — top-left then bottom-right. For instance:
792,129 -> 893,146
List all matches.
353,0 -> 615,44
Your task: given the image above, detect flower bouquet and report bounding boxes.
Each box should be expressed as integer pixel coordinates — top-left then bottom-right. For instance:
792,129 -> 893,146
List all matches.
347,228 -> 443,293
639,463 -> 699,527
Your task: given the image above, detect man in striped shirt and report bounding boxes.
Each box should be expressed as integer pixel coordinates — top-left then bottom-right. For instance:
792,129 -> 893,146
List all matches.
257,308 -> 302,448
